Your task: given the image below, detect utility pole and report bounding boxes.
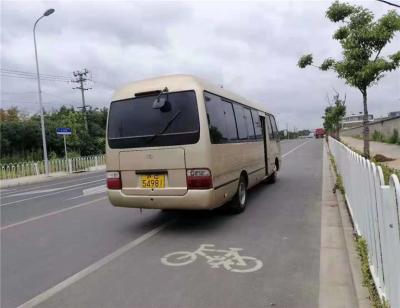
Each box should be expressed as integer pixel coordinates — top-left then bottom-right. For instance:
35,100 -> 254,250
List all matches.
72,69 -> 91,132
286,123 -> 289,140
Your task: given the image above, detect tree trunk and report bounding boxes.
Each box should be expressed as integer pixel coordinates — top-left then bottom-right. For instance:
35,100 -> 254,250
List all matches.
362,90 -> 370,158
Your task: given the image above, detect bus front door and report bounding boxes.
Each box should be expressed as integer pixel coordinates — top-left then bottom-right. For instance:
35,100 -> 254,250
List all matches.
260,116 -> 268,176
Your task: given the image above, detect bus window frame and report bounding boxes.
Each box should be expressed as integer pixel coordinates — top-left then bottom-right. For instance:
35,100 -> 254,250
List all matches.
204,90 -> 264,145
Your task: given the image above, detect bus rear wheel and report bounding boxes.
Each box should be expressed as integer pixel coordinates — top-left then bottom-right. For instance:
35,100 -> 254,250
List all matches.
230,176 -> 247,214
265,171 -> 277,184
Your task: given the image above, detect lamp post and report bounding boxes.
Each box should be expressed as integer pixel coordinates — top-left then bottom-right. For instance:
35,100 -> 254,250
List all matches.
33,8 -> 55,176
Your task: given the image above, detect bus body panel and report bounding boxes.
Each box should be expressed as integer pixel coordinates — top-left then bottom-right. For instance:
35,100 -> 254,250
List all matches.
108,189 -> 216,210
106,75 -> 281,210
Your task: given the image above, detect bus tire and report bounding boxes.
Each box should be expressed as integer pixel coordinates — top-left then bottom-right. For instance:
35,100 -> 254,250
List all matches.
266,171 -> 277,184
230,176 -> 247,214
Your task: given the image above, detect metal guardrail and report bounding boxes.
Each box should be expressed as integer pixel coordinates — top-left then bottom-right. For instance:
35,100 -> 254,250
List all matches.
328,137 -> 400,307
0,155 -> 105,180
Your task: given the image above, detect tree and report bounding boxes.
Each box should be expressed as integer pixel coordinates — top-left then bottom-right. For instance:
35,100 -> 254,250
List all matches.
322,92 -> 346,139
0,105 -> 108,163
298,1 -> 400,157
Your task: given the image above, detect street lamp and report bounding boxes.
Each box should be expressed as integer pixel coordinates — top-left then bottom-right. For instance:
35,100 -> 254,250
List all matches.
33,8 -> 55,176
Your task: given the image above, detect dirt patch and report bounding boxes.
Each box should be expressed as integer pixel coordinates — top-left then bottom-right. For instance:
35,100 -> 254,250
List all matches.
373,154 -> 395,162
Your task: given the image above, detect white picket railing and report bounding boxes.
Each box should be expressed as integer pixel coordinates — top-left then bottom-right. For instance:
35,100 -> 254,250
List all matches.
0,155 -> 106,179
328,137 -> 400,307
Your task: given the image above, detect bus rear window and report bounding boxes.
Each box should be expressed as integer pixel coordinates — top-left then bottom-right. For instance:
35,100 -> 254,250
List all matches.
108,90 -> 199,148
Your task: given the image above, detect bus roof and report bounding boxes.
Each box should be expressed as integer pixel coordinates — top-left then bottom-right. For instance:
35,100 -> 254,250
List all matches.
111,74 -> 270,114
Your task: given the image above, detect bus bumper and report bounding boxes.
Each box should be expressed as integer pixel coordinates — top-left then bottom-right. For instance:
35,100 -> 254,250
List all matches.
107,189 -> 217,210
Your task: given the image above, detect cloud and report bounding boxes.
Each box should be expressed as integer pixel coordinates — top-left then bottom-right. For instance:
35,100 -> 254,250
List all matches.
1,0 -> 399,130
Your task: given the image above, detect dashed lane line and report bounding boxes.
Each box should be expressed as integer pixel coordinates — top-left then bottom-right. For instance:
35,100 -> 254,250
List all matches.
0,173 -> 105,196
0,179 -> 105,206
282,140 -> 311,158
66,185 -> 107,200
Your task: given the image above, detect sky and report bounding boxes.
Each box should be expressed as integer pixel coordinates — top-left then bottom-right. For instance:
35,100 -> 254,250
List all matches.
1,0 -> 399,131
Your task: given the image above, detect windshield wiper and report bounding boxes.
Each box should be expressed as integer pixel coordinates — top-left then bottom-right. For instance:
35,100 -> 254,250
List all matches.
146,110 -> 182,144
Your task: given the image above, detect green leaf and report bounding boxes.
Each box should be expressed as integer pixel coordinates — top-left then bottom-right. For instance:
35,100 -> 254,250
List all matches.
298,54 -> 313,68
320,58 -> 335,71
333,26 -> 349,40
389,51 -> 400,66
326,1 -> 355,22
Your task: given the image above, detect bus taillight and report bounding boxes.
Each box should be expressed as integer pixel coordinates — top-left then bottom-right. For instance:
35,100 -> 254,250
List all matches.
107,171 -> 122,189
186,169 -> 213,189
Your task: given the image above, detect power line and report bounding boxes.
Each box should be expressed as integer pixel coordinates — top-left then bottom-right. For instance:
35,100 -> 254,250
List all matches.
1,68 -> 71,83
376,0 -> 400,8
1,91 -> 39,95
1,68 -> 71,80
1,73 -> 71,83
1,73 -> 70,82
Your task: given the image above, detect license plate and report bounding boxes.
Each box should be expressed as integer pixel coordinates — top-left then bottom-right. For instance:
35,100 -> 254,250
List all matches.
140,175 -> 165,189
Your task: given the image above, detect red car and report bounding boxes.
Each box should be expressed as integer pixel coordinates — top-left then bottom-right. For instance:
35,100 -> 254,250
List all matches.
314,128 -> 325,139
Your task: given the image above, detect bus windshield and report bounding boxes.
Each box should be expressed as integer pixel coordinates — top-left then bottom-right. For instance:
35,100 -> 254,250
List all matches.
107,90 -> 199,148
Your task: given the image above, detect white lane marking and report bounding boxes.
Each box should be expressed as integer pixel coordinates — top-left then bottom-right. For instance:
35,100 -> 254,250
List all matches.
66,185 -> 107,201
282,140 -> 311,158
3,179 -> 104,199
0,179 -> 105,207
0,196 -> 107,231
161,244 -> 263,273
0,188 -> 17,193
17,220 -> 174,308
6,188 -> 64,197
0,173 -> 104,196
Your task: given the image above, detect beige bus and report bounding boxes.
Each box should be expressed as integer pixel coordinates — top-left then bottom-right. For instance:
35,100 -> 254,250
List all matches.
106,75 -> 281,213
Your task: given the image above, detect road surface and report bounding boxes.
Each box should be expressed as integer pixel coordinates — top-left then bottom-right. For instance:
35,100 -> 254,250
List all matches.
1,139 -> 323,308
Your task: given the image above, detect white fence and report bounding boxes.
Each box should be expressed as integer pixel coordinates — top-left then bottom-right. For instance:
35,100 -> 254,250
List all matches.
328,137 -> 400,307
0,155 -> 105,179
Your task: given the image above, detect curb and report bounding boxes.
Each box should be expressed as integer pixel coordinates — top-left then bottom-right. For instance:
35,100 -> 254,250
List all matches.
326,146 -> 371,308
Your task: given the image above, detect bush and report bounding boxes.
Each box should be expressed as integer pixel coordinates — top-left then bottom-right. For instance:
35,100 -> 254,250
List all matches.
372,130 -> 385,142
388,129 -> 399,144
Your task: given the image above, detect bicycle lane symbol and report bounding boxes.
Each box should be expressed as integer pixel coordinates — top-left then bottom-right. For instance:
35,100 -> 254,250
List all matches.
161,244 -> 263,273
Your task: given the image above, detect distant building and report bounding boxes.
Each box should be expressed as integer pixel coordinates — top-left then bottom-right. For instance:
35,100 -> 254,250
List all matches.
341,114 -> 374,129
388,111 -> 400,118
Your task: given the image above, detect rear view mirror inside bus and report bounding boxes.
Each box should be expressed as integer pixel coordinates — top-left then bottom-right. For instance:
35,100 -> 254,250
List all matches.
152,96 -> 167,109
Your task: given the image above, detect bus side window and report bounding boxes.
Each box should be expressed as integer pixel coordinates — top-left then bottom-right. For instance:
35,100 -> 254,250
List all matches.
243,108 -> 255,139
251,110 -> 263,140
270,115 -> 279,140
204,93 -> 238,143
267,115 -> 274,140
232,103 -> 249,140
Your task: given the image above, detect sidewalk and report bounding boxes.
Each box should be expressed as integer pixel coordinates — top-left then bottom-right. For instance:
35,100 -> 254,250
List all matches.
341,136 -> 400,170
319,144 -> 370,307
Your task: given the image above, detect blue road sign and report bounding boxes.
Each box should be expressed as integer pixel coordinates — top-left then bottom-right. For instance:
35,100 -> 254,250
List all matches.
56,127 -> 72,135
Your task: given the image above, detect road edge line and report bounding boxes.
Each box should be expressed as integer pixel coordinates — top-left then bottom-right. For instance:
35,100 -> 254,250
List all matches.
17,220 -> 174,308
1,196 -> 107,231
